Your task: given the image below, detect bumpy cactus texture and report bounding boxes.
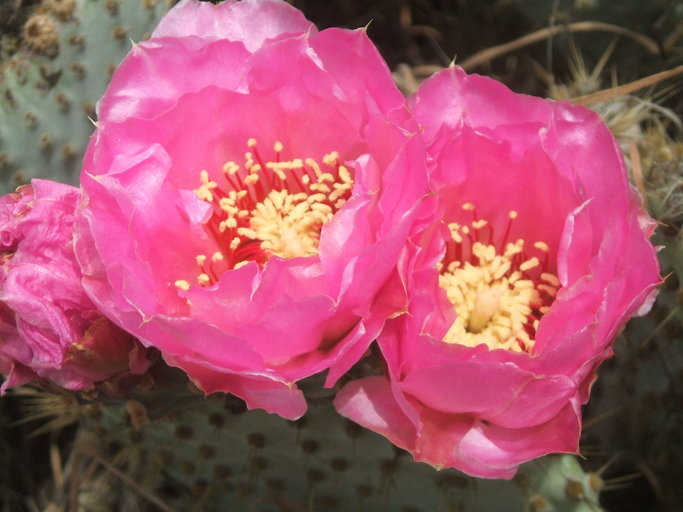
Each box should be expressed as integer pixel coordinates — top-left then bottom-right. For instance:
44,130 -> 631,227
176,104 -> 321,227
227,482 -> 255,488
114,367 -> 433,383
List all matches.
55,369 -> 604,512
0,0 -> 175,193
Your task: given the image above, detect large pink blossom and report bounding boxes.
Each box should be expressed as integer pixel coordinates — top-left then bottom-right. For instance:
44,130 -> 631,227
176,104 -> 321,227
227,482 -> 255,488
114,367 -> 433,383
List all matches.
0,180 -> 148,393
75,0 -> 426,419
335,67 -> 661,478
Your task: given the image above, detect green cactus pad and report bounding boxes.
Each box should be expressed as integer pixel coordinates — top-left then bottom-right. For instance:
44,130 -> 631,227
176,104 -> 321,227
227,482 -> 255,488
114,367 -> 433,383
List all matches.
0,0 -> 175,193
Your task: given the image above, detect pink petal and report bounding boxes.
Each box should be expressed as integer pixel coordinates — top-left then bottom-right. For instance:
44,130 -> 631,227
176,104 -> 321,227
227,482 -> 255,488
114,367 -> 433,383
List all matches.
152,0 -> 315,51
334,376 -> 419,450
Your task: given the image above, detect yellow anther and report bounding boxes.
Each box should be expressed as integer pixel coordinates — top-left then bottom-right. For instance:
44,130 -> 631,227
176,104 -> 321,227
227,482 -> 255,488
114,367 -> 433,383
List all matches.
197,273 -> 210,286
519,257 -> 540,272
223,161 -> 240,175
541,273 -> 560,287
447,261 -> 461,272
472,220 -> 488,230
243,174 -> 259,185
237,227 -> 258,239
537,284 -> 558,297
174,280 -> 190,291
212,252 -> 224,262
307,160 -> 323,180
229,237 -> 240,250
534,241 -> 550,252
274,141 -> 283,152
311,203 -> 332,213
196,255 -> 207,266
194,186 -> 213,202
338,165 -> 352,183
247,138 -> 257,147
462,203 -> 475,211
322,151 -> 339,166
328,190 -> 344,202
307,193 -> 326,203
310,183 -> 331,194
508,210 -> 518,219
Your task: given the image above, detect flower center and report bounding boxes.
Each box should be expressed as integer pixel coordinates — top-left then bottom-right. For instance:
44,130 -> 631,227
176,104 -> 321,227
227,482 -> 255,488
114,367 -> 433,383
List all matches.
175,139 -> 353,290
438,204 -> 560,352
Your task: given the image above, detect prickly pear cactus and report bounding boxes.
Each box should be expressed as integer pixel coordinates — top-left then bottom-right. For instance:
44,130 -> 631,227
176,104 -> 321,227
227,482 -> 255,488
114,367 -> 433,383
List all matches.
0,0 -> 175,192
24,366 -> 604,512
583,218 -> 683,510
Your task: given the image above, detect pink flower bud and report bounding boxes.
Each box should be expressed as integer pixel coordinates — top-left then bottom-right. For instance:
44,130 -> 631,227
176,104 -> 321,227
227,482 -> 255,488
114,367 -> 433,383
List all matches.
0,180 -> 150,392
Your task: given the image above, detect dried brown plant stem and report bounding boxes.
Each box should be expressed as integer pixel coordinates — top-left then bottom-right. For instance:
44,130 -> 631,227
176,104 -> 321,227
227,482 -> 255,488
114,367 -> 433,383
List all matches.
629,141 -> 647,207
571,65 -> 683,106
76,445 -> 177,512
460,21 -> 660,71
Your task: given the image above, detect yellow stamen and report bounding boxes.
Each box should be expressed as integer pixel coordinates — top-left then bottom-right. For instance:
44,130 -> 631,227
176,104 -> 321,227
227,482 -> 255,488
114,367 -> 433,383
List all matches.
243,174 -> 259,185
438,204 -> 560,353
541,273 -> 560,287
520,257 -> 539,272
182,139 -> 354,289
174,280 -> 190,291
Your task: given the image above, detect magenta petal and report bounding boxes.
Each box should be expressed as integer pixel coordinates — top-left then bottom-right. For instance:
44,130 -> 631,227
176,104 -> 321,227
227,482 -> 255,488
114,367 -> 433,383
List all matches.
334,376 -> 418,449
400,361 -> 576,428
456,401 -> 581,474
97,39 -> 250,124
167,355 -> 307,421
152,0 -> 315,50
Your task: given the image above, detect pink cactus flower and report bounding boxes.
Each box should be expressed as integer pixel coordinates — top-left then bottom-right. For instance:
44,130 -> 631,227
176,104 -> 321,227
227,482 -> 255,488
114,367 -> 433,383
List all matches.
0,180 -> 148,393
75,0 -> 426,419
334,67 -> 661,478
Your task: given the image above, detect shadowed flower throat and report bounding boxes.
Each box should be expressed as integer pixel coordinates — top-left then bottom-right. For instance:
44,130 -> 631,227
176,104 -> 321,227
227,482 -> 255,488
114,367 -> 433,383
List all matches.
175,139 -> 353,291
438,203 -> 560,352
